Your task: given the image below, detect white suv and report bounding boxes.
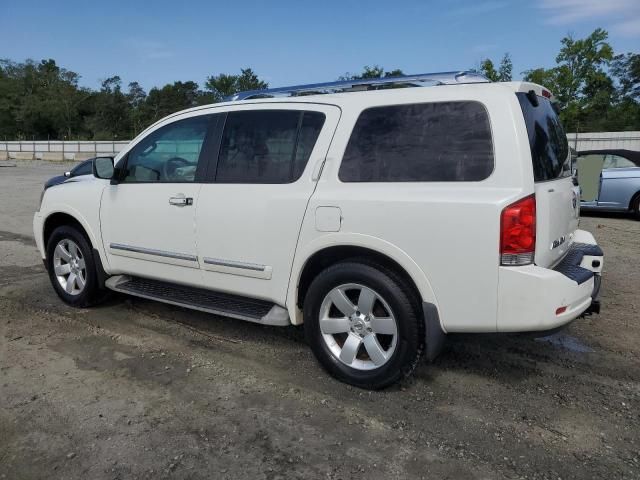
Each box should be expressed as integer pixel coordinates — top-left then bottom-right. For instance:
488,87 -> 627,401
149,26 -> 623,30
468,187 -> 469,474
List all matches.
34,71 -> 603,389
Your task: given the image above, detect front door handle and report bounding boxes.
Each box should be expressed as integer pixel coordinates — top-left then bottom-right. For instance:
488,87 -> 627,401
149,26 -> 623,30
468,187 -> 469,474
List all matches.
169,195 -> 193,207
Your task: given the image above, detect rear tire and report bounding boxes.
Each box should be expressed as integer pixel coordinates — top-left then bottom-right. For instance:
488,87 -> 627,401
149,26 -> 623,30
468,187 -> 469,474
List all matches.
46,225 -> 105,308
303,260 -> 423,389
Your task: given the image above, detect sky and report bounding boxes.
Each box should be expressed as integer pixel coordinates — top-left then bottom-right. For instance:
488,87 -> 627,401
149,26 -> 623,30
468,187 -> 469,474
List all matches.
2,0 -> 639,92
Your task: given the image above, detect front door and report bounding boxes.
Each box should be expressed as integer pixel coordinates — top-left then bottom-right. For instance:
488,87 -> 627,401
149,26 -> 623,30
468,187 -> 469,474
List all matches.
598,153 -> 639,209
100,114 -> 215,286
195,104 -> 340,305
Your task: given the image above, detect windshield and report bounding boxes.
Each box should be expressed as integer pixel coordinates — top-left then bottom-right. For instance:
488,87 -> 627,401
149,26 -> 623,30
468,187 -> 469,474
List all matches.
516,92 -> 570,182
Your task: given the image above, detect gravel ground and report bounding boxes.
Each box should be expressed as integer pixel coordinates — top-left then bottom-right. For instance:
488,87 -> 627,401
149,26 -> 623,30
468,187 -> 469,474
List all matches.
1,161 -> 639,480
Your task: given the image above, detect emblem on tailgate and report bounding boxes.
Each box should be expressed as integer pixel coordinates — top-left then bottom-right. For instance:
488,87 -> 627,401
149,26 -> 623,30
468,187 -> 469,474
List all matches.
551,235 -> 566,250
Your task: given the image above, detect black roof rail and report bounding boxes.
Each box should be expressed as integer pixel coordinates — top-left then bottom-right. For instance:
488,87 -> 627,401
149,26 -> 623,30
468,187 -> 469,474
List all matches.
225,70 -> 490,101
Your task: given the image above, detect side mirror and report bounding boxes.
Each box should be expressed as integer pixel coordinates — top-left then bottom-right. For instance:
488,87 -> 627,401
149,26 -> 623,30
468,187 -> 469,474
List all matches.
64,171 -> 71,177
93,157 -> 114,180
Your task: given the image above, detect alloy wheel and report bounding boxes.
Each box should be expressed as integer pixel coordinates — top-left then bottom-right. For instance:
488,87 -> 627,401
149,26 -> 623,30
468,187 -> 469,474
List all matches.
319,283 -> 398,370
52,238 -> 87,296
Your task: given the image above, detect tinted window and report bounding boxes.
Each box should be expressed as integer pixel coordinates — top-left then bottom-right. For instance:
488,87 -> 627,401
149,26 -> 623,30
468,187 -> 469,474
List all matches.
72,160 -> 93,176
122,115 -> 211,183
216,110 -> 325,184
516,92 -> 570,182
338,102 -> 493,182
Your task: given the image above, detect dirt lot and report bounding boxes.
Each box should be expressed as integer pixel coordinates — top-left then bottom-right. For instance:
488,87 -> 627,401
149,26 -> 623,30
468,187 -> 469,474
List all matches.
1,161 -> 639,480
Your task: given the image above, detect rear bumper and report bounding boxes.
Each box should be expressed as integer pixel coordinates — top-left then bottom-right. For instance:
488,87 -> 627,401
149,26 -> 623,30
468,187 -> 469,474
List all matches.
497,229 -> 603,332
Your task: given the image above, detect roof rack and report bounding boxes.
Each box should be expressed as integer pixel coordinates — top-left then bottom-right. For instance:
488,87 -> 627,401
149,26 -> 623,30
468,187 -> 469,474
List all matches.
225,70 -> 489,101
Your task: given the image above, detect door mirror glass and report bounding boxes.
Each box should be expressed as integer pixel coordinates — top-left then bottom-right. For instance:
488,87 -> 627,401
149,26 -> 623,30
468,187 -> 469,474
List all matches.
93,157 -> 114,179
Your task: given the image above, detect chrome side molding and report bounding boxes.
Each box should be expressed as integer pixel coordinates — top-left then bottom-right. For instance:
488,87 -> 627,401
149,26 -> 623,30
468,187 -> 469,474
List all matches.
110,243 -> 198,262
203,257 -> 266,272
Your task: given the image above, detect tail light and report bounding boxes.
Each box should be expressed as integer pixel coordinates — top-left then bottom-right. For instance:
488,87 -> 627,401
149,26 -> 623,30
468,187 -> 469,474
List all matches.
500,194 -> 536,266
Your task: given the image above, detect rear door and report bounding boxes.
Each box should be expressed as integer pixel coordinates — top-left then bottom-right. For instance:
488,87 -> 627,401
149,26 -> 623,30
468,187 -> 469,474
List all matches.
516,92 -> 579,268
598,153 -> 640,209
195,104 -> 340,305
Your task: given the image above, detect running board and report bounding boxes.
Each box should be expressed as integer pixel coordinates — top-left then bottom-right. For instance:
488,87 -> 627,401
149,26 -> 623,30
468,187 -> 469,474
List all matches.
105,275 -> 290,326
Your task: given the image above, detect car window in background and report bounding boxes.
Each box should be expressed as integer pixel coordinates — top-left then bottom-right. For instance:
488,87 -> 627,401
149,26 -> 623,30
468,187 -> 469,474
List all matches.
71,160 -> 93,176
338,101 -> 494,182
603,154 -> 636,169
516,93 -> 570,182
216,110 -> 325,184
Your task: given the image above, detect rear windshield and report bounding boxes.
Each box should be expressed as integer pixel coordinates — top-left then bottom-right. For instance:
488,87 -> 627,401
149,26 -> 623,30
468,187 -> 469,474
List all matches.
516,92 -> 570,182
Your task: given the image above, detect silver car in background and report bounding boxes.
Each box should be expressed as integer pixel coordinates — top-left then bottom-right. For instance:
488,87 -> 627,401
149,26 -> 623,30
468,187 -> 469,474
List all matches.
576,149 -> 640,219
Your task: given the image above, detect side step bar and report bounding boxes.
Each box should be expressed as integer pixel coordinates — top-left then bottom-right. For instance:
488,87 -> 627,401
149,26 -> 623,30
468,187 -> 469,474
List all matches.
105,275 -> 290,326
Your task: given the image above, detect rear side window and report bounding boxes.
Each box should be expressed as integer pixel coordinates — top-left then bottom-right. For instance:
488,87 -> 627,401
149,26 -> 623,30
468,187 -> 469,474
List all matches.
338,102 -> 493,182
216,110 -> 325,184
516,92 -> 570,182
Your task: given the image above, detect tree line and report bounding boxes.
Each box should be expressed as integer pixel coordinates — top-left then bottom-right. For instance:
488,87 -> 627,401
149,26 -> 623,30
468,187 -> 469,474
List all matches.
480,29 -> 639,133
0,28 -> 637,141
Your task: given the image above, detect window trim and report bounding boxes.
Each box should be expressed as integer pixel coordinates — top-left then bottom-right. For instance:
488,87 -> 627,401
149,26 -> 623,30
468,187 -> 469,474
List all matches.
337,100 -> 495,184
116,113 -> 217,185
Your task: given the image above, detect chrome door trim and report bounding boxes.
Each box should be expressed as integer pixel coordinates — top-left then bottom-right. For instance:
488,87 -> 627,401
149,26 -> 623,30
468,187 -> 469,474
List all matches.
110,243 -> 198,262
203,257 -> 266,272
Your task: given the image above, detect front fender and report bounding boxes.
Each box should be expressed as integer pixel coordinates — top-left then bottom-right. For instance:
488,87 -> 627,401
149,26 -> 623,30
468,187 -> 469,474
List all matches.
37,181 -> 109,271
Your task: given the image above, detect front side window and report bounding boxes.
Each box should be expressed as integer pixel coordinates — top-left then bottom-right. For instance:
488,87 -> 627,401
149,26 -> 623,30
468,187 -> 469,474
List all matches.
122,115 -> 211,183
338,102 -> 494,182
216,110 -> 325,184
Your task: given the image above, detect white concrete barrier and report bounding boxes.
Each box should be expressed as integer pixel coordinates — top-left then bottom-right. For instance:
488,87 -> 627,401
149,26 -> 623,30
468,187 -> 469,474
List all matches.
567,131 -> 640,151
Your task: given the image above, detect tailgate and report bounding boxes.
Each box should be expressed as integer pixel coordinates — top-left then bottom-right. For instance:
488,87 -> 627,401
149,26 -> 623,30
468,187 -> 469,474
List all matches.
534,176 -> 580,267
516,91 -> 579,268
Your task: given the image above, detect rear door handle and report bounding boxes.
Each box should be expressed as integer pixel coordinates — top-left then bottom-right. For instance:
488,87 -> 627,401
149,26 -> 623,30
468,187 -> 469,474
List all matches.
169,195 -> 193,207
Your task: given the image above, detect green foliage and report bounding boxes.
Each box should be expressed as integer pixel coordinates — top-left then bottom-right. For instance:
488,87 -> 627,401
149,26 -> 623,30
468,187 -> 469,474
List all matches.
480,59 -> 499,82
611,53 -> 640,99
339,65 -> 405,81
498,54 -> 513,82
480,54 -> 512,82
0,63 -> 269,140
205,68 -> 268,102
520,28 -> 635,132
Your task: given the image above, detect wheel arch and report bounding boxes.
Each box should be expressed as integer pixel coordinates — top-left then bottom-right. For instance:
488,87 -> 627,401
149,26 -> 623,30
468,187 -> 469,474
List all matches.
43,211 -> 93,252
42,210 -> 109,288
287,234 -> 439,326
628,189 -> 640,212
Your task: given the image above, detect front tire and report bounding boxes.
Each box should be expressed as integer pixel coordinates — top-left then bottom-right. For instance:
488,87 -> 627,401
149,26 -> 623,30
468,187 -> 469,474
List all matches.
46,225 -> 104,308
304,261 -> 423,389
